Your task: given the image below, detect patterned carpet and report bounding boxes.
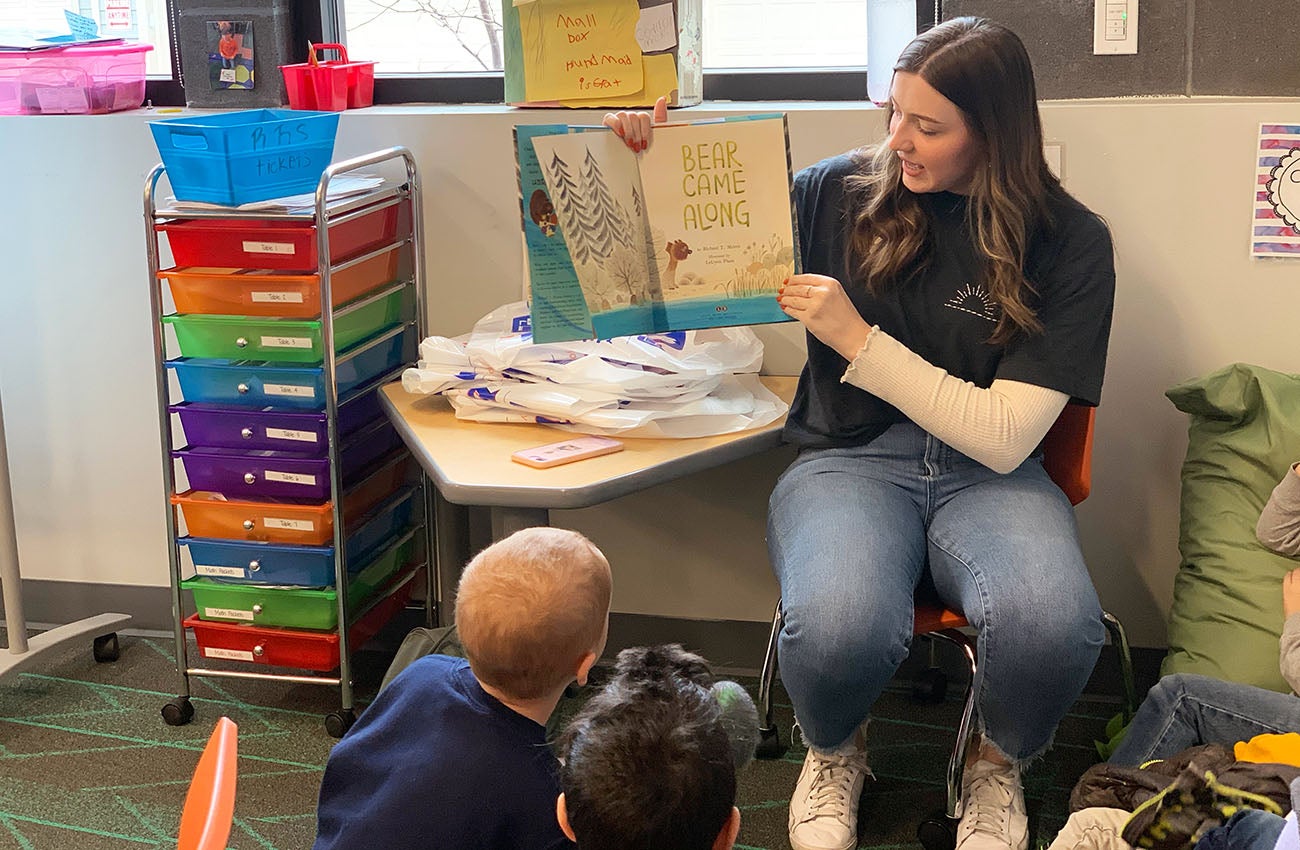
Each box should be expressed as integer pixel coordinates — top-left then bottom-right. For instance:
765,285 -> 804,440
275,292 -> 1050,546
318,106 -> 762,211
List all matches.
0,629 -> 1118,850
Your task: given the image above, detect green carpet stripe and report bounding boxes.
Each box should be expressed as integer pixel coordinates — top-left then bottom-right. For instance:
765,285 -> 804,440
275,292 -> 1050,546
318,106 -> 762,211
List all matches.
232,815 -> 279,849
0,717 -> 323,770
2,742 -> 155,761
113,795 -> 171,842
247,812 -> 319,825
0,816 -> 36,850
0,812 -> 159,844
12,672 -> 331,720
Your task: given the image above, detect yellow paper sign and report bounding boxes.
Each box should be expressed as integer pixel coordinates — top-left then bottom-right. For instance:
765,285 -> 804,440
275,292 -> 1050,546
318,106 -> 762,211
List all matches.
520,0 -> 645,102
558,52 -> 678,108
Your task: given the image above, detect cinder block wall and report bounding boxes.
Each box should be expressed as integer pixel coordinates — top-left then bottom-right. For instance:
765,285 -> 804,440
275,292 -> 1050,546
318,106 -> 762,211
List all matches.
940,0 -> 1300,97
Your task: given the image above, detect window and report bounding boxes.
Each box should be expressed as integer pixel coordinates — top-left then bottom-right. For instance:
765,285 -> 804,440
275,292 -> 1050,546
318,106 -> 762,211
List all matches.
337,0 -> 918,102
5,0 -> 173,76
342,0 -> 868,74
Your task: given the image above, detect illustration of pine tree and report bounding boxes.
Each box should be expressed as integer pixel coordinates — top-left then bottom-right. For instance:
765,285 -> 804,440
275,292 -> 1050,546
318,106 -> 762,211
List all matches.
545,150 -> 593,265
579,147 -> 626,262
627,188 -> 661,296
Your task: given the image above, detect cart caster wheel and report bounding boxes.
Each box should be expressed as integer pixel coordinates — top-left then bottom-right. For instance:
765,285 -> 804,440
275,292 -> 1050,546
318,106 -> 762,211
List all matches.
912,668 -> 948,704
161,696 -> 194,727
92,633 -> 120,663
325,709 -> 357,738
756,725 -> 787,759
917,812 -> 958,850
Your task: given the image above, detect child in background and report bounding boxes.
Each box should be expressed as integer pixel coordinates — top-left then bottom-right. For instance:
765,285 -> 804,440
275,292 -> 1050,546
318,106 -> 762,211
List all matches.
313,526 -> 612,850
1107,462 -> 1300,767
555,644 -> 755,850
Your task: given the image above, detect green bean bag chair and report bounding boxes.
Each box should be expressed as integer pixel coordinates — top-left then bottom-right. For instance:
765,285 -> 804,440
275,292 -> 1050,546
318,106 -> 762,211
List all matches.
1163,363 -> 1300,693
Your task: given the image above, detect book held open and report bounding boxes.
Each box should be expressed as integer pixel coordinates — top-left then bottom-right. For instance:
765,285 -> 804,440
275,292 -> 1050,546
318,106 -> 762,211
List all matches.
516,114 -> 800,342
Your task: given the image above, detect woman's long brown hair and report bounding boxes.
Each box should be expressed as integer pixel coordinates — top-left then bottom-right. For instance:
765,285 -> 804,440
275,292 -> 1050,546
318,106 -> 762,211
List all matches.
845,17 -> 1067,344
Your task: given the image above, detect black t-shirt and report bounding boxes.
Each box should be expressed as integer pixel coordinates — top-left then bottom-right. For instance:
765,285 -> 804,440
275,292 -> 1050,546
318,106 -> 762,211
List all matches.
784,153 -> 1116,449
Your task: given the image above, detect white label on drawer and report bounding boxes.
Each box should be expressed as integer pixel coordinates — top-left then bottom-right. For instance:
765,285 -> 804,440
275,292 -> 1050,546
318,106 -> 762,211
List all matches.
263,383 -> 315,399
261,336 -> 313,349
196,564 -> 246,578
251,291 -> 305,304
266,427 -> 318,443
35,86 -> 90,114
264,517 -> 316,531
205,607 -> 254,621
243,241 -> 296,255
205,647 -> 255,662
266,470 -> 316,486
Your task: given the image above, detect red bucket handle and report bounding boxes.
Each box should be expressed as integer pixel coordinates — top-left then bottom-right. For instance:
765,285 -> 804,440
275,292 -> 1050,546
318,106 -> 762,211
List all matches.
308,42 -> 349,64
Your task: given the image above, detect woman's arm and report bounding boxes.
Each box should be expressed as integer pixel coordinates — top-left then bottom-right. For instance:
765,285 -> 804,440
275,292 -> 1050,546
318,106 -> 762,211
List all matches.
841,328 -> 1067,473
778,275 -> 1067,473
1258,464 -> 1300,557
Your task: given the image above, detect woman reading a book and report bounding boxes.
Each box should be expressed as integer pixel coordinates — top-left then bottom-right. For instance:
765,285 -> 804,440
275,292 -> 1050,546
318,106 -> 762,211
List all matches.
605,16 -> 1115,850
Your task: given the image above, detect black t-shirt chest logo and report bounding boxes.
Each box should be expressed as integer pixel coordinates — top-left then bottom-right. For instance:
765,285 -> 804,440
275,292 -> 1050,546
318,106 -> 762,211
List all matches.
943,283 -> 999,324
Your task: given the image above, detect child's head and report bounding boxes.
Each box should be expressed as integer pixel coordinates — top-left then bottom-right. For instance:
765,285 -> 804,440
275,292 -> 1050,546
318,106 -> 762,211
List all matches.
556,645 -> 745,850
454,527 -> 611,701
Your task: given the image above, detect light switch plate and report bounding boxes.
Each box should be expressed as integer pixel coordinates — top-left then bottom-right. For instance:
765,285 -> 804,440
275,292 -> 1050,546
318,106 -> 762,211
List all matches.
1094,0 -> 1138,55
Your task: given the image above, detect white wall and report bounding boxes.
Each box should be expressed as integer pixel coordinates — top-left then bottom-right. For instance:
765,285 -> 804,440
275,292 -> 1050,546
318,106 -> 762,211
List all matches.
1,99 -> 1297,646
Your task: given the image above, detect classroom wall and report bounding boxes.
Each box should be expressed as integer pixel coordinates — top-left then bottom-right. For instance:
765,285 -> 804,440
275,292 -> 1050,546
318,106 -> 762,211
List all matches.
1,98 -> 1297,647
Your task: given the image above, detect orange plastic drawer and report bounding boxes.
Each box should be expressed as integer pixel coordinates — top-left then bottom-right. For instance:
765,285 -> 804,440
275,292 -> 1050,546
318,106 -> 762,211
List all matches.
161,244 -> 401,318
171,450 -> 415,544
184,577 -> 414,672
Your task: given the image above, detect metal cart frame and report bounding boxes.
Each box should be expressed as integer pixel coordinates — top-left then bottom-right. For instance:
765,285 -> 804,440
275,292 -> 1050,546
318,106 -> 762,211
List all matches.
144,147 -> 437,736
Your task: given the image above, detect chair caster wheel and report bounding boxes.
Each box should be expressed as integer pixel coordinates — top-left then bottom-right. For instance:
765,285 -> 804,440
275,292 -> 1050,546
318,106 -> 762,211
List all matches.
325,709 -> 357,738
912,667 -> 948,703
917,812 -> 958,850
92,632 -> 120,663
756,726 -> 786,759
162,696 -> 194,726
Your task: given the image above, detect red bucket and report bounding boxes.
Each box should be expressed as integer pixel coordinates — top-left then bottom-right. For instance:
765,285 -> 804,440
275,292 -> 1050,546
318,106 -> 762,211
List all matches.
281,43 -> 375,111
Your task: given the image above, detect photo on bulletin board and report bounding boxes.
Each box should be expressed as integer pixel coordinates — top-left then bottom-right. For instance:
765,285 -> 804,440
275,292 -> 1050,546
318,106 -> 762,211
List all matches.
1251,122 -> 1300,258
207,20 -> 254,91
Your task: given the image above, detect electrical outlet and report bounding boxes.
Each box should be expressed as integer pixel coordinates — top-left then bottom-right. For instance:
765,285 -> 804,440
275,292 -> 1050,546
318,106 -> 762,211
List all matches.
1093,0 -> 1138,55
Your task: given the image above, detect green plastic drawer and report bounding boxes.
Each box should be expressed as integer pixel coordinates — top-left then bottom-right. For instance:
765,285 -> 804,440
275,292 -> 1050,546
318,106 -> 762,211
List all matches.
186,533 -> 416,629
164,287 -> 404,364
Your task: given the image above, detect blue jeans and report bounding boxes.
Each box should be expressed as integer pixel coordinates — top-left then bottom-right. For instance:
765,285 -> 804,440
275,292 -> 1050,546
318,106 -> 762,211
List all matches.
767,421 -> 1105,758
1110,673 -> 1300,766
1195,809 -> 1287,850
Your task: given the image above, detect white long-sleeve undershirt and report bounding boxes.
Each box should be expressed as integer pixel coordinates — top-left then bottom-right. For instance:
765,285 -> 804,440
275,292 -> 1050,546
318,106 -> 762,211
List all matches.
840,327 -> 1068,474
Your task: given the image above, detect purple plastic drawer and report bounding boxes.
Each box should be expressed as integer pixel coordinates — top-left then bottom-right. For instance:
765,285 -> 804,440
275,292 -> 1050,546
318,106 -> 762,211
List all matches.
174,447 -> 332,500
337,387 -> 385,437
338,419 -> 402,480
172,404 -> 329,456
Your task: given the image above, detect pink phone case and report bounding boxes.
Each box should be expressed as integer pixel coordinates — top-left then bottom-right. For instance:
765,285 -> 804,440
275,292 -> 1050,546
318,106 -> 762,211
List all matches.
511,436 -> 625,469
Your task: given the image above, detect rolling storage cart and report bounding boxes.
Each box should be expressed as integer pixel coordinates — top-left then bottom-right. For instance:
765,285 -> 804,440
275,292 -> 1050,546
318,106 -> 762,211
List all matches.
144,148 -> 436,737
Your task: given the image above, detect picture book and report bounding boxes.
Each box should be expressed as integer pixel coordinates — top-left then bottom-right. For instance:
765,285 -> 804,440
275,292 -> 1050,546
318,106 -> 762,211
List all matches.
515,114 -> 800,342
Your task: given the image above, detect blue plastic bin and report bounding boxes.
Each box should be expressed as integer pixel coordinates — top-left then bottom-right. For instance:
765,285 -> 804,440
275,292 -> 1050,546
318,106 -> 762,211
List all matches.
149,108 -> 340,205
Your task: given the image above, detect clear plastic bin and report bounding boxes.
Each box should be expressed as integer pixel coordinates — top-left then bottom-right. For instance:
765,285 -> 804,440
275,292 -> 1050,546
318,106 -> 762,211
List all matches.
0,42 -> 152,115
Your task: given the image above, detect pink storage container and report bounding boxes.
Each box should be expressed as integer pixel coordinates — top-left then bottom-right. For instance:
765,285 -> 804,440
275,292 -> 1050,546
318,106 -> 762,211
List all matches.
0,42 -> 152,115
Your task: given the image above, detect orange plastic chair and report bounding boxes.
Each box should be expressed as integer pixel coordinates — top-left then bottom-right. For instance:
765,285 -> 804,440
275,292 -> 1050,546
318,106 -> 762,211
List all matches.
178,717 -> 238,850
754,404 -> 1136,850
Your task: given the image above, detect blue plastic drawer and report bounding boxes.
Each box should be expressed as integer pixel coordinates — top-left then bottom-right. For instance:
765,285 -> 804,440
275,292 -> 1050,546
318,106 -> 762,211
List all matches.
186,532 -> 418,628
167,326 -> 409,409
182,487 -> 418,586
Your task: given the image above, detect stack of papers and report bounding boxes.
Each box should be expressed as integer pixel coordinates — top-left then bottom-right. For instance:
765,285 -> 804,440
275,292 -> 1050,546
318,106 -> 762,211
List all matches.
164,175 -> 389,214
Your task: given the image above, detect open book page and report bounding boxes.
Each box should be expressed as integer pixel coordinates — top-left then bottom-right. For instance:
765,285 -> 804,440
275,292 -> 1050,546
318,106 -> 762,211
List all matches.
639,116 -> 798,332
517,115 -> 799,343
531,128 -> 667,338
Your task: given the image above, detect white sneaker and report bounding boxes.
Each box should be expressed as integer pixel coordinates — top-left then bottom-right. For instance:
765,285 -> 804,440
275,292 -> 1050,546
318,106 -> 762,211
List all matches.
788,739 -> 871,850
955,758 -> 1029,850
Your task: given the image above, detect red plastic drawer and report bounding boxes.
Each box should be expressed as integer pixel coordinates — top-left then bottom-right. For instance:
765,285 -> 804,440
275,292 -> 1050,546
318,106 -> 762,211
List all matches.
158,201 -> 402,271
185,577 -> 415,672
